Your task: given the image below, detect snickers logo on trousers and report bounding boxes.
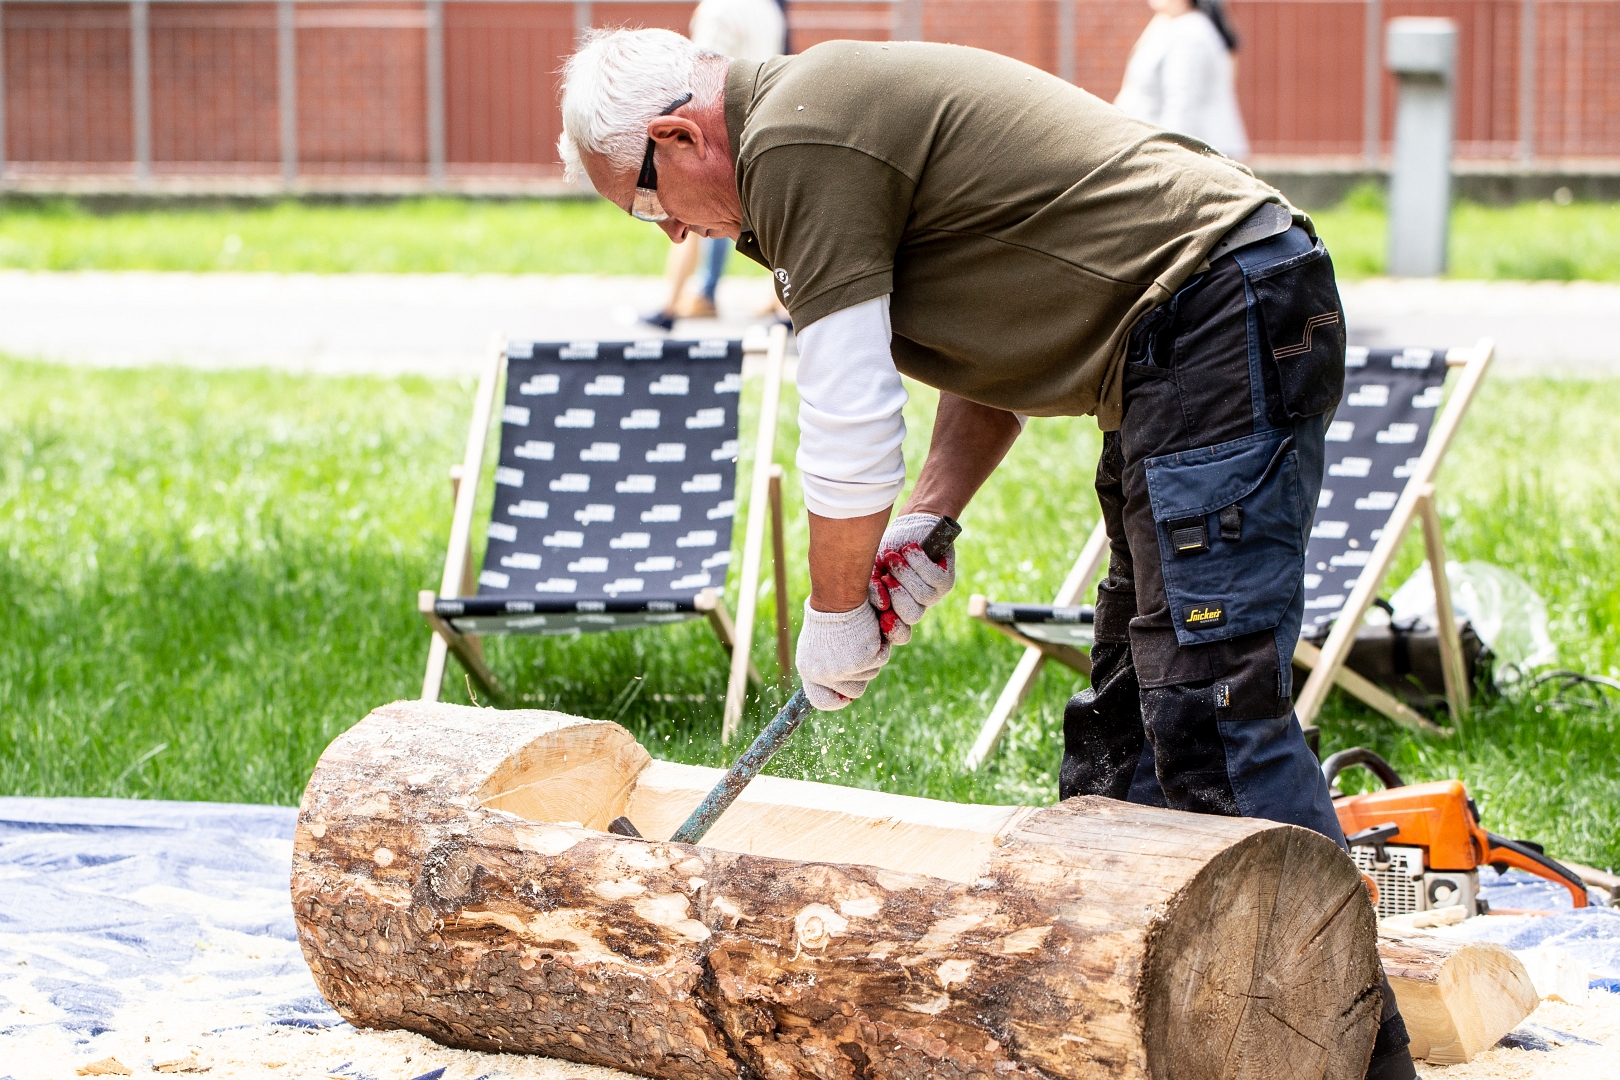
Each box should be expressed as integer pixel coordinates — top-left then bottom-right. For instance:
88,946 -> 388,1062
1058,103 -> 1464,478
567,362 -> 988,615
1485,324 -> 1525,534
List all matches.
1185,604 -> 1227,629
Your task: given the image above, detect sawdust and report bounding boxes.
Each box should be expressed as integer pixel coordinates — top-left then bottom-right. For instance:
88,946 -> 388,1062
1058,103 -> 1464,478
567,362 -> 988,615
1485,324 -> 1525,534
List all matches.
13,994 -> 1615,1080
1418,993 -> 1620,1078
8,1021 -> 638,1080
0,883 -> 638,1080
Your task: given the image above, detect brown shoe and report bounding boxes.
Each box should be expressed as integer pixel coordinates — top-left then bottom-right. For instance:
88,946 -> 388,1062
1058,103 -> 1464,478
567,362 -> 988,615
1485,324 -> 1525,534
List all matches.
675,293 -> 718,319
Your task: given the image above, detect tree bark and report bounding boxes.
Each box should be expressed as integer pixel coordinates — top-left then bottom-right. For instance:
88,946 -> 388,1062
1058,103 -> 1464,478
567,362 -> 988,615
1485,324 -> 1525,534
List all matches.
292,701 -> 1383,1080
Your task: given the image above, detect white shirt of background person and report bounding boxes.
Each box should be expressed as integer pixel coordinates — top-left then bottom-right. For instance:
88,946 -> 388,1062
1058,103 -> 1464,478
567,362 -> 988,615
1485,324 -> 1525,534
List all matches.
690,0 -> 785,62
1114,0 -> 1250,161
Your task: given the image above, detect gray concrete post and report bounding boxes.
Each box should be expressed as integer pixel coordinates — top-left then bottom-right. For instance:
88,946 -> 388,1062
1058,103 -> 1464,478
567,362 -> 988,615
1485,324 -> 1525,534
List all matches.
894,0 -> 923,41
130,0 -> 152,182
1057,0 -> 1075,83
1361,0 -> 1382,164
1385,17 -> 1456,277
425,0 -> 446,190
278,0 -> 297,186
1518,0 -> 1537,162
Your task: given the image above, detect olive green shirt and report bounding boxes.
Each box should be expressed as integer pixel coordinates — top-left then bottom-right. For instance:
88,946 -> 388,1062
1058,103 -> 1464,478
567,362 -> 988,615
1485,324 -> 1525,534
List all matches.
725,41 -> 1303,430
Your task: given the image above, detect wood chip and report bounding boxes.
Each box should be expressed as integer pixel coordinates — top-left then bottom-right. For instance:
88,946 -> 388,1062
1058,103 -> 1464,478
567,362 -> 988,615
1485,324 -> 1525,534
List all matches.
154,1055 -> 210,1073
76,1059 -> 132,1077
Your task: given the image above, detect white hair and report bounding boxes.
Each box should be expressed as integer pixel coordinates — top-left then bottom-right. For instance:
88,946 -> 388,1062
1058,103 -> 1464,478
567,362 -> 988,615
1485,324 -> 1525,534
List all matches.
558,28 -> 728,183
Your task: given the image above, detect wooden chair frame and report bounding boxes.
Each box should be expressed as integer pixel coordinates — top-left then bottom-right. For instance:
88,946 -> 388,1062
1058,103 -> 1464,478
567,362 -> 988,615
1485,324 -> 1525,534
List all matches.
965,338 -> 1494,769
1293,339 -> 1494,732
420,325 -> 794,740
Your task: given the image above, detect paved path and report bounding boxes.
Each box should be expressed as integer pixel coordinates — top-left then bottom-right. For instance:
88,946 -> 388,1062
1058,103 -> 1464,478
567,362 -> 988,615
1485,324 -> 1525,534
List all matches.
0,271 -> 779,378
1340,279 -> 1620,376
1,270 -> 1614,378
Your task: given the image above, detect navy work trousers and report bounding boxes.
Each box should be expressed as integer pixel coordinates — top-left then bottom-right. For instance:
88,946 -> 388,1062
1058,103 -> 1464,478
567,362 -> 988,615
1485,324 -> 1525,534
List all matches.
1060,225 -> 1346,845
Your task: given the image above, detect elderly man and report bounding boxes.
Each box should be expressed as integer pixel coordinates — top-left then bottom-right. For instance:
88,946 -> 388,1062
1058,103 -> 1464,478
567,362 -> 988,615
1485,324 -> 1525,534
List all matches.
559,29 -> 1414,1079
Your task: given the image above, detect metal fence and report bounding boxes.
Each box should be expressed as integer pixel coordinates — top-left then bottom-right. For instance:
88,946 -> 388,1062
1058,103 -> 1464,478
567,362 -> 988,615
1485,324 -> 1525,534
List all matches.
1,0 -> 1615,192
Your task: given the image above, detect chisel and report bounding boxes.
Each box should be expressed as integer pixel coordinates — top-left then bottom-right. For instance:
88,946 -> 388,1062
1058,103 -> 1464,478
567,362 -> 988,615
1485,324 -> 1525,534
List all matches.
647,514 -> 962,846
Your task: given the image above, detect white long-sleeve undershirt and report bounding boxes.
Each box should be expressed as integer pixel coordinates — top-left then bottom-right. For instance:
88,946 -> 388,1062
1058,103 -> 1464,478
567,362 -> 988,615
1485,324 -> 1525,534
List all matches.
793,295 -> 1027,518
794,296 -> 910,519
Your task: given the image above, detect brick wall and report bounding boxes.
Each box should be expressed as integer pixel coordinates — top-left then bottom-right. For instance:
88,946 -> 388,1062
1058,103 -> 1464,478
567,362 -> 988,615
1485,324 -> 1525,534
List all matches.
2,0 -> 1616,178
4,4 -> 135,165
150,4 -> 278,166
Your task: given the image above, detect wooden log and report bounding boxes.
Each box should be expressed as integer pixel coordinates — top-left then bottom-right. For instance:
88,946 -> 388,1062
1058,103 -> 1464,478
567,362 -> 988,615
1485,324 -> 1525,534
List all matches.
292,701 -> 1384,1080
1376,929 -> 1538,1064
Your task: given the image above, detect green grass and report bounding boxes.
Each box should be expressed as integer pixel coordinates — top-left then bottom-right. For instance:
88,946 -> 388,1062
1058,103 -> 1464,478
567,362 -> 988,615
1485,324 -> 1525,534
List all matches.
2,191 -> 1619,281
1,357 -> 1616,871
1312,184 -> 1620,281
0,197 -> 769,276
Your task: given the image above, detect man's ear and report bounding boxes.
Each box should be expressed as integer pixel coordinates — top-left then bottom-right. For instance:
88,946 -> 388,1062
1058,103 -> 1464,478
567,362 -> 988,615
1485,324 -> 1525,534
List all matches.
647,116 -> 706,156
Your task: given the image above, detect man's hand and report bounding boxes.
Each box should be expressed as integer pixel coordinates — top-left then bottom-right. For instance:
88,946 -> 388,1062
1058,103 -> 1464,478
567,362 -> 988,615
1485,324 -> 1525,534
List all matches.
796,600 -> 891,710
869,513 -> 956,645
801,392 -> 1020,694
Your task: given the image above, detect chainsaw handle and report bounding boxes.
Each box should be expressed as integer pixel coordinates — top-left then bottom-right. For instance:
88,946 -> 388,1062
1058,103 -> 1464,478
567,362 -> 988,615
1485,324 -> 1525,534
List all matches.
1321,747 -> 1406,793
1484,832 -> 1589,909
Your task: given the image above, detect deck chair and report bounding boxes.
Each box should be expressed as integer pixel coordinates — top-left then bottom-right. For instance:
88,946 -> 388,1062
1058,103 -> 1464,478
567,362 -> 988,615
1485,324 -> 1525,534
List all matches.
964,338 -> 1495,769
419,325 -> 794,742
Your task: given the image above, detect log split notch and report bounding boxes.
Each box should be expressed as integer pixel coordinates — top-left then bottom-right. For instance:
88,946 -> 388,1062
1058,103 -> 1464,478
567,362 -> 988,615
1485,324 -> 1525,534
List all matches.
292,700 -> 1385,1080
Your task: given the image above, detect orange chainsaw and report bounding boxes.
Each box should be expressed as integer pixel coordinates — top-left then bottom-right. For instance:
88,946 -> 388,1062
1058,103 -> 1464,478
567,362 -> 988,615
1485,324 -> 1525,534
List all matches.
1326,748 -> 1590,919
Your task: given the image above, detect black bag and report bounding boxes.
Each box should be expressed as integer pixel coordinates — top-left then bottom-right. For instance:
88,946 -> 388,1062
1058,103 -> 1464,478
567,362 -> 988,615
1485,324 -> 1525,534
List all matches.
1318,601 -> 1492,713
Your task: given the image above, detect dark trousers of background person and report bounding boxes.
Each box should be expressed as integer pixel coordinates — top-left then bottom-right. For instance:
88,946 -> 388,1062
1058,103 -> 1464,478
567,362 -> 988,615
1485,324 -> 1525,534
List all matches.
1061,225 -> 1411,1054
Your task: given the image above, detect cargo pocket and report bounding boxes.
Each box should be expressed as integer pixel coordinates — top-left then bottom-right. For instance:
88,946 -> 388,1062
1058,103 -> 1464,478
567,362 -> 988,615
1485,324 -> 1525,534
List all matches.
1246,239 -> 1346,422
1146,430 -> 1305,646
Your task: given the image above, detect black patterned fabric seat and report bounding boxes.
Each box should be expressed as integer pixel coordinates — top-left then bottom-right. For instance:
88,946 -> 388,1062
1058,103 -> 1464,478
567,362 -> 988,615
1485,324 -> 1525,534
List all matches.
1302,346 -> 1449,636
981,346 -> 1454,647
437,338 -> 745,637
966,340 -> 1494,765
980,346 -> 1451,646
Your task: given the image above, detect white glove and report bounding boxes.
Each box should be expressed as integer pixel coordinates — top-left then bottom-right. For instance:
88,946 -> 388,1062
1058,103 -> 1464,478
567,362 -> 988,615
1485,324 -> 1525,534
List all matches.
867,513 -> 956,646
796,600 -> 891,711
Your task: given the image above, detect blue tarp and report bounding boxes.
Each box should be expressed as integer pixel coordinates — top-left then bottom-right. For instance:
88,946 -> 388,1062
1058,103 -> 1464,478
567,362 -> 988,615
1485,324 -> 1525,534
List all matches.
1470,867 -> 1620,987
0,796 -> 341,1059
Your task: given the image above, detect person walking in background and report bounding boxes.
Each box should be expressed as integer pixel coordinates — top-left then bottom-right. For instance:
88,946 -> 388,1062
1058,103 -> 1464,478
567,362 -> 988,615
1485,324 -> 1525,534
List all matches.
1114,0 -> 1249,160
642,0 -> 786,330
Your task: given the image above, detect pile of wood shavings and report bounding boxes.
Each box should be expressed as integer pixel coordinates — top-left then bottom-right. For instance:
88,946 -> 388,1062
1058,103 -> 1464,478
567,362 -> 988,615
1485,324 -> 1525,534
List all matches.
7,1022 -> 638,1080
13,989 -> 1615,1079
1419,993 -> 1620,1078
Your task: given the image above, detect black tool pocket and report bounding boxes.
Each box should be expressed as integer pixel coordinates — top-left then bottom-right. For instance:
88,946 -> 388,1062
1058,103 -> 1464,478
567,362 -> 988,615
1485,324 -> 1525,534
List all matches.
1146,430 -> 1305,646
1246,239 -> 1346,423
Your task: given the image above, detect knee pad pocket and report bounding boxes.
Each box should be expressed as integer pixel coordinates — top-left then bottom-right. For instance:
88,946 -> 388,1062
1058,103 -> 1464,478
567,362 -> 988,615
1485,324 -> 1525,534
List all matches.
1145,430 -> 1306,647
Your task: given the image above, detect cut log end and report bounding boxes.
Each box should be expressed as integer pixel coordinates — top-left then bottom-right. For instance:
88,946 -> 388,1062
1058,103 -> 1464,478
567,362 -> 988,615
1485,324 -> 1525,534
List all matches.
1143,823 -> 1383,1080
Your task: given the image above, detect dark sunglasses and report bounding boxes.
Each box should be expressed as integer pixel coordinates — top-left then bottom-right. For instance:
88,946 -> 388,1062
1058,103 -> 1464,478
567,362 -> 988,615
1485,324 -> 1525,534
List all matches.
631,92 -> 696,222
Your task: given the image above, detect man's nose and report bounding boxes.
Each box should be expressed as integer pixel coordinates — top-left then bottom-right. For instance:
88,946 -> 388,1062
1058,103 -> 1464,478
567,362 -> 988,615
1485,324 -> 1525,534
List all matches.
659,218 -> 689,243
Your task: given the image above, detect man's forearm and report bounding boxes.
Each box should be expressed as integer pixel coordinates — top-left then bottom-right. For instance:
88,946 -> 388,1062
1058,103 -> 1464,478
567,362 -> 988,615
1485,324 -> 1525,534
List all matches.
901,393 -> 1023,519
806,394 -> 1019,612
807,508 -> 890,612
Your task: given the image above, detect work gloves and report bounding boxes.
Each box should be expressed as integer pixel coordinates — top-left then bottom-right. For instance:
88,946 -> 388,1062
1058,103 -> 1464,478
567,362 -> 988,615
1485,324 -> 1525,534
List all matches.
797,512 -> 958,711
868,513 -> 957,646
797,601 -> 891,711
